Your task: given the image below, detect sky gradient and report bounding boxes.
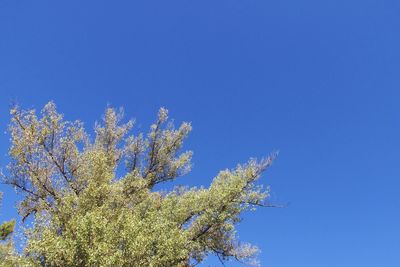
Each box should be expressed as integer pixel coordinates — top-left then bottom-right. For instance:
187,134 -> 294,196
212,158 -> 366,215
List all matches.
1,1 -> 399,266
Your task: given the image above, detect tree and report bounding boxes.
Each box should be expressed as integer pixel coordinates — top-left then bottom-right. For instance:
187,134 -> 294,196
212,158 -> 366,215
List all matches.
2,102 -> 276,266
0,192 -> 19,266
0,193 -> 15,242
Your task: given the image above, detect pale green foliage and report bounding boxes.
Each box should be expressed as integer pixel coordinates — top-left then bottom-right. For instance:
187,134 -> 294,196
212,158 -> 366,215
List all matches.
0,220 -> 14,242
0,193 -> 15,242
3,102 -> 275,266
0,192 -> 24,266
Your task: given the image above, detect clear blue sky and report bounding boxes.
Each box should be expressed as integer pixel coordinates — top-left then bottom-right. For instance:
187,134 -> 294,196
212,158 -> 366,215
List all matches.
0,1 -> 399,266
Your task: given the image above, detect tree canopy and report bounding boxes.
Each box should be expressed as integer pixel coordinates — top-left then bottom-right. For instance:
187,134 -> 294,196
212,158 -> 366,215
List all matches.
0,192 -> 18,266
1,102 -> 276,266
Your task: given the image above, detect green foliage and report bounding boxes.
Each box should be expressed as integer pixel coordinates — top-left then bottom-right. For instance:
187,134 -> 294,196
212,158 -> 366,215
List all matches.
2,102 -> 276,266
0,192 -> 22,266
0,220 -> 15,241
0,193 -> 15,242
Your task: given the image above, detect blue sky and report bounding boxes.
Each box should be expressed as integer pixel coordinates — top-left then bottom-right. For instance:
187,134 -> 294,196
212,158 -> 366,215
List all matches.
1,1 -> 399,266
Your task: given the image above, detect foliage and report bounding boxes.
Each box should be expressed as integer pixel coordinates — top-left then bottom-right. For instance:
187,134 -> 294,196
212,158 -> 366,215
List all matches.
0,220 -> 15,242
2,102 -> 276,266
0,192 -> 21,266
